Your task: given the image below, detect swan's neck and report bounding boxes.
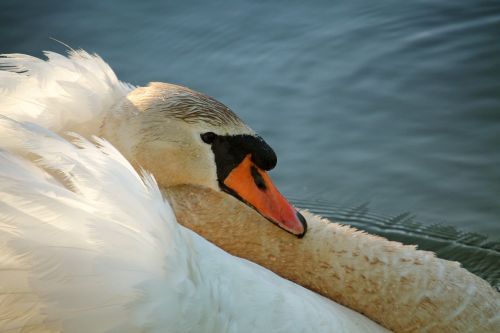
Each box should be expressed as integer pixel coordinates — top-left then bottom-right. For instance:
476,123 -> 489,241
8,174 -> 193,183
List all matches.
164,185 -> 499,333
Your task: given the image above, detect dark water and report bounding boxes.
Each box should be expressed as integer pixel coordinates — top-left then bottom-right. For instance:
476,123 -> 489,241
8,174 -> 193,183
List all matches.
1,0 -> 499,285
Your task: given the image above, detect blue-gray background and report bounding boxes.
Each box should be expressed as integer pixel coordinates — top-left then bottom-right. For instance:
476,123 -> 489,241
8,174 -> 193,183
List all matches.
1,1 -> 499,243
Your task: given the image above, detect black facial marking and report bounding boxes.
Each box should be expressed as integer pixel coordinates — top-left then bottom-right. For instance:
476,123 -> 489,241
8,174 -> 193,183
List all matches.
251,165 -> 267,191
210,134 -> 277,185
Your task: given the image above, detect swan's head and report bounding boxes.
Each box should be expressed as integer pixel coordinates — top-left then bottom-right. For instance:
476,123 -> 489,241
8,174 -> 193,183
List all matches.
102,82 -> 307,237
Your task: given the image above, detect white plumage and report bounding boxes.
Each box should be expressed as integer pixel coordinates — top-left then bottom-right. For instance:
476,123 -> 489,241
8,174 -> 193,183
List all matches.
0,51 -> 389,332
0,50 -> 132,136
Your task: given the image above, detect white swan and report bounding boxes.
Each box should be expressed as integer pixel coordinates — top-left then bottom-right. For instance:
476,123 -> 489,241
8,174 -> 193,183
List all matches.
0,50 -> 498,333
0,117 -> 389,332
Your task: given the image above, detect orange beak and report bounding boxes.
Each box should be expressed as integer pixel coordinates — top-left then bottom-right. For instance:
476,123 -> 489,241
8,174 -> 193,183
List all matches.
223,154 -> 307,237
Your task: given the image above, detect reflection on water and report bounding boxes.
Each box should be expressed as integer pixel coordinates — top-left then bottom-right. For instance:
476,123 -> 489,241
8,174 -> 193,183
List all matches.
1,0 -> 499,281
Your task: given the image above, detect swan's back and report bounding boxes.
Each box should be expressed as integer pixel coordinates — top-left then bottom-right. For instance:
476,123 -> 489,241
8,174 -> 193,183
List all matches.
0,118 -> 389,332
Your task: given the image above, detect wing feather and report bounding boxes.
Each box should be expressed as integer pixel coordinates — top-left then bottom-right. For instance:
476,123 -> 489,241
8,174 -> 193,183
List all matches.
0,117 -> 181,333
0,50 -> 133,137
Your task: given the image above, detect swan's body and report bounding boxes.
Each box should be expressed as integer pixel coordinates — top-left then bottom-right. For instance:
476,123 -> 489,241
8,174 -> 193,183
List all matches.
0,118 -> 389,332
0,50 -> 498,333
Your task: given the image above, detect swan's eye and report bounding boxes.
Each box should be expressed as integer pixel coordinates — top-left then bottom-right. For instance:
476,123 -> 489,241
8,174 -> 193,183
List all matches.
201,132 -> 217,144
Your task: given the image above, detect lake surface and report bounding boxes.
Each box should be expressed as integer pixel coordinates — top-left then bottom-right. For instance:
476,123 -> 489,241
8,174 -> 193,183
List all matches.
1,0 -> 499,285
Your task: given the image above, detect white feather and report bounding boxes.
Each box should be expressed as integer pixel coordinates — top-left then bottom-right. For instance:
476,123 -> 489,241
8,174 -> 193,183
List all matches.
0,50 -> 133,137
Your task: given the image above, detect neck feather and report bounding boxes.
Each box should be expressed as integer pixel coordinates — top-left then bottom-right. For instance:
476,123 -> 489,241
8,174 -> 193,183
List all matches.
164,185 -> 500,333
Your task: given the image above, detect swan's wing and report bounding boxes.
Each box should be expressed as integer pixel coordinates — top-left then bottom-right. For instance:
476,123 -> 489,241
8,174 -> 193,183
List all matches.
0,50 -> 133,136
0,117 -> 182,333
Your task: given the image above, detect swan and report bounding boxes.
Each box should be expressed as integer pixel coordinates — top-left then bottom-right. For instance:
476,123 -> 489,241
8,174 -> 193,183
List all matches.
0,117 -> 390,332
1,50 -> 498,333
